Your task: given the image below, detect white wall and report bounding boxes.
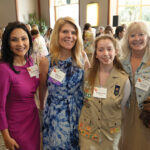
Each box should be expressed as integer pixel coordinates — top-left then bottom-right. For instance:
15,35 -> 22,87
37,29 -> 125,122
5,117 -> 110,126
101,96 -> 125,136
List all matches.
17,0 -> 37,23
0,0 -> 16,27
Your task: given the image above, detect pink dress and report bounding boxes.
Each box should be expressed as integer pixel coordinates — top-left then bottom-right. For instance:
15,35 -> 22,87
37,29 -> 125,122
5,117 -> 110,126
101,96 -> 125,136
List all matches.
0,60 -> 40,150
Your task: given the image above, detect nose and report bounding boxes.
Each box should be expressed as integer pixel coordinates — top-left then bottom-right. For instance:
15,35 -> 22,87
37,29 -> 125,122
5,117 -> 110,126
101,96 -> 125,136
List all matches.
134,34 -> 140,40
103,49 -> 108,55
17,39 -> 23,45
66,31 -> 72,38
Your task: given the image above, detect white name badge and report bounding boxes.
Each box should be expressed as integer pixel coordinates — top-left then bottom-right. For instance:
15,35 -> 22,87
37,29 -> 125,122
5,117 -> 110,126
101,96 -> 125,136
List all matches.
27,64 -> 39,78
93,87 -> 107,98
135,78 -> 150,91
50,68 -> 66,83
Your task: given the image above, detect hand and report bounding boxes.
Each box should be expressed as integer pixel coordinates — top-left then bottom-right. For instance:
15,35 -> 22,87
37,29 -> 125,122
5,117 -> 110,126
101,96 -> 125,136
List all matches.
4,136 -> 19,150
143,96 -> 150,112
139,97 -> 150,128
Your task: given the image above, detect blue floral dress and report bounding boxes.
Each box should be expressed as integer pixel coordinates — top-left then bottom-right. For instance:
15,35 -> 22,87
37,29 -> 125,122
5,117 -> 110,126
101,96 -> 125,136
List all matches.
43,57 -> 84,150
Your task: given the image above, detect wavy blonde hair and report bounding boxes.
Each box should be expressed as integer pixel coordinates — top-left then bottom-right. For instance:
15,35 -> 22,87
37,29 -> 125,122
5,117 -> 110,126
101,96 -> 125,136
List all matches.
49,16 -> 83,68
87,34 -> 125,90
121,21 -> 150,59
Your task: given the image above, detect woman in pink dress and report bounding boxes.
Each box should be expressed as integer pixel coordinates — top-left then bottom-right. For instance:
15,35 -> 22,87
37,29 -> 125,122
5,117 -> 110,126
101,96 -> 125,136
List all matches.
0,22 -> 40,150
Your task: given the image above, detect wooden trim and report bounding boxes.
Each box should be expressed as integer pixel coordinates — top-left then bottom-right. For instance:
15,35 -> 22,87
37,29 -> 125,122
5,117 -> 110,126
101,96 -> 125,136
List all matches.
15,0 -> 19,21
37,0 -> 41,20
107,0 -> 110,25
79,0 -> 80,25
48,0 -> 50,26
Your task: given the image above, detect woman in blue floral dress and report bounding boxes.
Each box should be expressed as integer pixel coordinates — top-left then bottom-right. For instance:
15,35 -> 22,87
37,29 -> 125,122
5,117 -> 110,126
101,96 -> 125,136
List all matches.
39,17 -> 89,150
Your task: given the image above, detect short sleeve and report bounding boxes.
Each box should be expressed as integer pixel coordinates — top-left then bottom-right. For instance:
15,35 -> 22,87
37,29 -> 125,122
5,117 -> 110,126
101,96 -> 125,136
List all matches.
121,79 -> 131,110
0,64 -> 11,130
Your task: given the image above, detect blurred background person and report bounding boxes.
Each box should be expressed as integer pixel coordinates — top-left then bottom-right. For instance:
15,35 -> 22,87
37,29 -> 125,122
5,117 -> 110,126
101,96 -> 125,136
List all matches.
96,26 -> 104,37
114,26 -> 126,57
26,24 -> 32,33
32,24 -> 39,31
83,23 -> 95,62
104,25 -> 114,36
114,26 -> 125,41
31,29 -> 48,65
44,27 -> 53,51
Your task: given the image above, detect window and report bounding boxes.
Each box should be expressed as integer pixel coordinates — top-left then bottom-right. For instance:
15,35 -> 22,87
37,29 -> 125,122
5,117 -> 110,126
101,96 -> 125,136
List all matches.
117,0 -> 150,25
49,0 -> 79,28
86,3 -> 99,27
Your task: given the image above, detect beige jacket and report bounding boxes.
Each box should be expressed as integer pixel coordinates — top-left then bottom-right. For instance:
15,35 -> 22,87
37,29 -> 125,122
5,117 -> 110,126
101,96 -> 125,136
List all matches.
79,67 -> 128,144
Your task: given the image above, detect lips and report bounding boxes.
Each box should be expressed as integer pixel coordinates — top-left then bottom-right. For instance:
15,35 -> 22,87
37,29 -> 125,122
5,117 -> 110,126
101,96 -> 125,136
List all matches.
16,47 -> 25,51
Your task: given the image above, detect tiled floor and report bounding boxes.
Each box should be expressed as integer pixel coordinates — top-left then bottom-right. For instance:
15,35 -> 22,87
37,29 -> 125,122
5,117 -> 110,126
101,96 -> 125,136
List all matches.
0,133 -> 8,150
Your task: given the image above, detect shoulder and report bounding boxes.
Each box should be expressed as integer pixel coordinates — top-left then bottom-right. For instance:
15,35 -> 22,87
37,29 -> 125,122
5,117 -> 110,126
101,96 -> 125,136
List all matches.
0,62 -> 12,77
114,67 -> 128,79
39,56 -> 49,74
0,62 -> 10,71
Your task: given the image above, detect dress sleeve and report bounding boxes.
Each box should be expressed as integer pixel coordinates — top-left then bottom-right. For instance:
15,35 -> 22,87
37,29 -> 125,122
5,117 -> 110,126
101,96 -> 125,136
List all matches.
121,79 -> 131,111
0,65 -> 11,130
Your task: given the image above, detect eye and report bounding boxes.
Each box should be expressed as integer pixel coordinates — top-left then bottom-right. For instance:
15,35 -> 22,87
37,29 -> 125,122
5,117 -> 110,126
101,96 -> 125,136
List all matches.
139,33 -> 145,37
62,30 -> 68,34
10,37 -> 18,42
130,34 -> 135,38
71,31 -> 77,35
107,48 -> 112,51
22,37 -> 28,41
97,48 -> 103,52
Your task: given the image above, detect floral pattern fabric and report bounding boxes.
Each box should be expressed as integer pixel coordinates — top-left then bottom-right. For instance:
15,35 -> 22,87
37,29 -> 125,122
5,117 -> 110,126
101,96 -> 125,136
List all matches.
43,57 -> 84,150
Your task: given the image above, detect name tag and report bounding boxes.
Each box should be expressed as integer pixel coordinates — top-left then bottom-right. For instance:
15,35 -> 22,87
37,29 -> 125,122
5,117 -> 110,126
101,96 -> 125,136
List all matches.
27,64 -> 39,78
135,77 -> 150,91
93,87 -> 107,98
49,68 -> 65,85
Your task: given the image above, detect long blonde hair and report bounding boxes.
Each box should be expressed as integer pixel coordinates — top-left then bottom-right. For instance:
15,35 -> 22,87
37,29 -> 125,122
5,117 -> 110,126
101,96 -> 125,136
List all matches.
49,17 -> 83,68
121,21 -> 150,59
87,34 -> 125,89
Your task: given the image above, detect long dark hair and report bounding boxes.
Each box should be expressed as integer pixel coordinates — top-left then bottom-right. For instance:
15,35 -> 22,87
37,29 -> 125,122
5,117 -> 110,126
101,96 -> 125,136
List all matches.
0,21 -> 33,73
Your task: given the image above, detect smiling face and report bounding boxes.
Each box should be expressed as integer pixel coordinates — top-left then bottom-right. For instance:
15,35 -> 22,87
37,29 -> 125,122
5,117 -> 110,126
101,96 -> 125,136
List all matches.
58,23 -> 77,51
96,39 -> 117,66
9,28 -> 30,59
128,31 -> 148,52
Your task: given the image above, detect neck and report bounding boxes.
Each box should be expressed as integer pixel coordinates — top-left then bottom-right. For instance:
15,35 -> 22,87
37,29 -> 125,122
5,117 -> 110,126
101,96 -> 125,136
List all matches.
131,49 -> 145,59
13,57 -> 26,66
99,63 -> 113,73
59,48 -> 72,61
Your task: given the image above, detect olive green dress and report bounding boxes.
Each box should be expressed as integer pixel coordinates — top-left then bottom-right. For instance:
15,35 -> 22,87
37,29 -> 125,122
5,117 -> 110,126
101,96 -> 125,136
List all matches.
120,84 -> 150,150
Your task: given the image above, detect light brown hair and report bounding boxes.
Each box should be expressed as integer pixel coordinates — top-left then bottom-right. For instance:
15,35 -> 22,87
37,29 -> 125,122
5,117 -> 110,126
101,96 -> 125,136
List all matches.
49,17 -> 83,68
87,34 -> 125,89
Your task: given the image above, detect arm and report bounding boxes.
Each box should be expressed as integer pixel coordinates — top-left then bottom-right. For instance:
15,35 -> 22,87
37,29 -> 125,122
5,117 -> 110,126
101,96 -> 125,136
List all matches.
1,129 -> 19,150
0,64 -> 19,149
121,79 -> 131,110
82,50 -> 91,70
39,57 -> 49,110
